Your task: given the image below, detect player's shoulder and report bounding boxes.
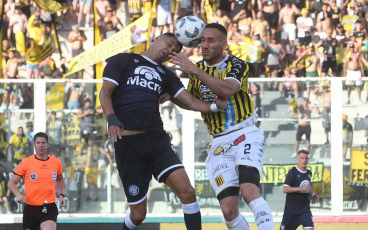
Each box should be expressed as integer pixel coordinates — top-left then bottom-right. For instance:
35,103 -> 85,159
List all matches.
227,55 -> 248,69
48,155 -> 62,163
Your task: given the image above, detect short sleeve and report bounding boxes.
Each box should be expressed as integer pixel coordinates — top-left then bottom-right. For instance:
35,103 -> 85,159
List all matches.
102,53 -> 128,86
57,159 -> 63,176
283,168 -> 295,187
225,57 -> 249,87
164,69 -> 185,98
13,160 -> 26,177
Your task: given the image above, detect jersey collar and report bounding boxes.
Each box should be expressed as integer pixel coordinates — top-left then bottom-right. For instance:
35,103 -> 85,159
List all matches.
204,54 -> 229,67
140,54 -> 158,65
296,166 -> 307,173
34,155 -> 50,161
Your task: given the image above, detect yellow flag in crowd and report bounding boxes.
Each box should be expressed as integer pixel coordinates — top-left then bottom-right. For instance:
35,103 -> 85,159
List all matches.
33,0 -> 67,13
45,83 -> 65,110
94,0 -> 104,108
66,12 -> 152,77
228,37 -> 253,61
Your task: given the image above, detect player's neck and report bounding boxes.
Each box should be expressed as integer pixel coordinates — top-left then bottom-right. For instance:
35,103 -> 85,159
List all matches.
35,152 -> 49,160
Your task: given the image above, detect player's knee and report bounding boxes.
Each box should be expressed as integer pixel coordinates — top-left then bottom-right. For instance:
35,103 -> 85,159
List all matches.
177,186 -> 196,203
221,205 -> 239,221
130,211 -> 146,225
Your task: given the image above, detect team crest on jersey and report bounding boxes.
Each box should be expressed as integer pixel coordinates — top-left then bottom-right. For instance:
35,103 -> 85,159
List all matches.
30,173 -> 37,181
52,172 -> 57,181
129,185 -> 139,196
217,62 -> 227,72
215,174 -> 225,187
214,134 -> 246,155
299,180 -> 310,193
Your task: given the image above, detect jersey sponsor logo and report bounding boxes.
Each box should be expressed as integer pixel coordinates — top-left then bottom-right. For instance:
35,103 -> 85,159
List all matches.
199,84 -> 211,93
215,174 -> 225,187
40,164 -> 49,169
212,163 -> 229,176
127,66 -> 163,93
214,134 -> 246,155
52,172 -> 57,181
129,185 -> 139,196
30,173 -> 37,181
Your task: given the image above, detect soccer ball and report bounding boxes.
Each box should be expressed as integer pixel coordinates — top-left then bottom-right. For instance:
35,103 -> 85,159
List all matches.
175,16 -> 205,48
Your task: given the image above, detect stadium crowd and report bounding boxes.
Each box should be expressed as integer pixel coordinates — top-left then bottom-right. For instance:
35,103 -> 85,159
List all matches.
0,0 -> 367,214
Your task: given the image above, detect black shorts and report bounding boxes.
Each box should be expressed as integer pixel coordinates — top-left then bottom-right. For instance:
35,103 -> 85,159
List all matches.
268,64 -> 279,72
263,11 -> 279,29
322,57 -> 337,74
296,69 -> 306,77
248,62 -> 262,78
114,131 -> 183,204
23,203 -> 58,230
296,125 -> 311,141
280,211 -> 314,230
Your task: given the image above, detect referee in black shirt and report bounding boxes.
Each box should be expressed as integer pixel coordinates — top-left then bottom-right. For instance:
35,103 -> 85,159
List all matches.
280,149 -> 319,230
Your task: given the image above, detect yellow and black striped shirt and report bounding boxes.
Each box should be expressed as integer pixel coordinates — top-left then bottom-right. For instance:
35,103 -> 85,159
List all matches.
188,55 -> 254,135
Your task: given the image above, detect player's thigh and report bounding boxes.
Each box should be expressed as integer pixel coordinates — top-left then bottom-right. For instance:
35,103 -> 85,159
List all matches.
40,220 -> 56,230
280,213 -> 300,230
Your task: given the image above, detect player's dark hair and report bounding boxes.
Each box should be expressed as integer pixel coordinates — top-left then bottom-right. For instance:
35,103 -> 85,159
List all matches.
205,23 -> 227,38
34,132 -> 49,143
162,32 -> 183,52
298,149 -> 309,155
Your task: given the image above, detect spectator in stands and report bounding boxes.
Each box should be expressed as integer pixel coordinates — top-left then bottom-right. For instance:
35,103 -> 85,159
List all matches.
292,97 -> 311,158
316,2 -> 333,35
342,114 -> 353,161
209,9 -> 231,29
298,45 -> 320,99
130,25 -> 147,45
0,156 -> 11,214
227,21 -> 244,44
344,42 -> 365,104
78,0 -> 93,28
72,145 -> 86,210
248,33 -> 265,78
3,126 -> 30,168
56,57 -> 68,78
47,111 -> 65,157
24,121 -> 34,156
325,0 -> 343,30
19,83 -> 34,110
189,46 -> 202,63
296,8 -> 313,47
250,11 -> 270,47
67,0 -> 79,24
7,5 -> 27,57
95,0 -> 110,24
250,83 -> 262,127
197,143 -> 211,162
265,35 -> 286,90
64,83 -> 85,110
102,20 -> 119,40
25,38 -> 41,79
279,67 -> 298,97
279,0 -> 300,52
341,6 -> 360,36
321,85 -> 331,145
259,0 -> 280,37
232,9 -> 252,37
104,7 -> 124,30
316,31 -> 338,77
28,15 -> 46,46
78,98 -> 103,145
352,20 -> 367,45
68,25 -> 87,79
156,0 -> 174,35
39,56 -> 57,79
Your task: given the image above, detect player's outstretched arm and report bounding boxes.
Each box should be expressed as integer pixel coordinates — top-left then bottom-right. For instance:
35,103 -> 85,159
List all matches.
173,90 -> 227,113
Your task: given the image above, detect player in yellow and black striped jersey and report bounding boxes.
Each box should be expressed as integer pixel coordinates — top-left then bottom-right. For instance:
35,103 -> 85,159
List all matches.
188,55 -> 254,135
170,23 -> 274,230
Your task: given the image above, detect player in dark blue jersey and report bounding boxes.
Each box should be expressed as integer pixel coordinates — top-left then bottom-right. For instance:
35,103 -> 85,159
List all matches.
99,32 -> 227,230
281,149 -> 319,230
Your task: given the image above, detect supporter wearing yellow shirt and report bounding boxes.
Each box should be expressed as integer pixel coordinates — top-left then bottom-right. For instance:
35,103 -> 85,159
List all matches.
341,13 -> 360,35
3,127 -> 30,168
28,16 -> 45,46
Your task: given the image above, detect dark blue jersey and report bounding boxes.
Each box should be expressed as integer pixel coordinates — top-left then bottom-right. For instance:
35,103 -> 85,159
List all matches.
103,53 -> 185,131
283,167 -> 312,214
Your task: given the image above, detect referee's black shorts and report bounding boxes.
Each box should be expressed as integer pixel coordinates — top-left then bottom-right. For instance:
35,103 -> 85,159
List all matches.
23,203 -> 58,230
114,131 -> 183,205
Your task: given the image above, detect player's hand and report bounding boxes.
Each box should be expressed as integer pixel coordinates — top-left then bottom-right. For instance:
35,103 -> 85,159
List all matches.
159,93 -> 172,104
16,194 -> 26,204
215,97 -> 228,110
108,126 -> 124,142
169,52 -> 197,75
59,196 -> 66,207
301,184 -> 311,192
313,193 -> 319,203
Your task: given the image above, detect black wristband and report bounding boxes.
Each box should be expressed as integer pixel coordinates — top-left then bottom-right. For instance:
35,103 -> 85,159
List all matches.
58,193 -> 65,198
107,114 -> 124,128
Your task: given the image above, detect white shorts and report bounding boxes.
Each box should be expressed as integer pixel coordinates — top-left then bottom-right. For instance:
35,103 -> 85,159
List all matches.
156,8 -> 172,26
281,24 -> 297,41
206,125 -> 265,196
346,69 -> 363,86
